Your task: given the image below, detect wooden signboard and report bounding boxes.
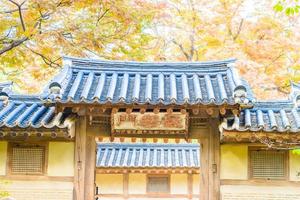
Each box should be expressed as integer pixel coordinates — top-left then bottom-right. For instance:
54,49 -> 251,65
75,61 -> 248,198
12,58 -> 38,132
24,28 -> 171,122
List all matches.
111,112 -> 188,135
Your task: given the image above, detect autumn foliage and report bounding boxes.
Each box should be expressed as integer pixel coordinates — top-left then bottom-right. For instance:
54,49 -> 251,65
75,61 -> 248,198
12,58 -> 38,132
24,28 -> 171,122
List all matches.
0,0 -> 299,99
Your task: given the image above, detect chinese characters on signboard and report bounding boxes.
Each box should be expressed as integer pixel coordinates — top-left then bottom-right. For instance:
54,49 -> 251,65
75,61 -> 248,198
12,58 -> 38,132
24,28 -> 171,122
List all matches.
111,112 -> 188,135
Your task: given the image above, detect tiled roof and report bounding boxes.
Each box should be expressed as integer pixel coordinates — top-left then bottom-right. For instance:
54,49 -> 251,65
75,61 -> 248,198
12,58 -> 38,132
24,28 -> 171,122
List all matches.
0,81 -> 12,97
222,101 -> 300,133
0,95 -> 73,129
43,56 -> 253,106
96,143 -> 200,168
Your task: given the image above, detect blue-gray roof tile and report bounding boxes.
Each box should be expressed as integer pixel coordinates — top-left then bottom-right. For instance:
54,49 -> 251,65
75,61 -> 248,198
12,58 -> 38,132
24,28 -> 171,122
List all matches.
96,143 -> 200,168
0,95 -> 72,129
223,101 -> 300,133
43,56 -> 253,105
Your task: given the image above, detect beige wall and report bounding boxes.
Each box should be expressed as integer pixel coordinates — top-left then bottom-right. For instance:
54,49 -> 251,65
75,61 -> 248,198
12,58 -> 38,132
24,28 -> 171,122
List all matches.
128,173 -> 146,194
0,141 -> 75,177
220,144 -> 248,180
0,141 -> 74,200
0,141 -> 7,175
221,145 -> 300,199
221,185 -> 300,200
3,181 -> 73,200
47,142 -> 74,176
170,174 -> 188,194
221,144 -> 300,181
193,174 -> 200,194
96,174 -> 123,194
289,151 -> 300,181
97,172 -> 197,198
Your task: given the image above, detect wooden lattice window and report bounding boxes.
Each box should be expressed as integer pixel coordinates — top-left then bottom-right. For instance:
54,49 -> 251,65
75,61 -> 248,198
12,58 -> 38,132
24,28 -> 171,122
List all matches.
147,175 -> 170,194
249,148 -> 288,180
8,143 -> 47,175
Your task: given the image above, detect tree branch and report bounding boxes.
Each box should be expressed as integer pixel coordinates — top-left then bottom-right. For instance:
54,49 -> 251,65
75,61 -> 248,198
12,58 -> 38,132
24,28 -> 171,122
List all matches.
24,46 -> 61,68
0,37 -> 28,55
172,40 -> 191,61
233,19 -> 244,40
8,0 -> 27,31
96,9 -> 110,26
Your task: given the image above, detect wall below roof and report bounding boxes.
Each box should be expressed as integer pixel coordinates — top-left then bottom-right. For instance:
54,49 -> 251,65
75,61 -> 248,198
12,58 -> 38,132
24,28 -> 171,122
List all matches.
96,174 -> 124,194
0,141 -> 74,200
221,144 -> 248,180
290,151 -> 300,181
192,174 -> 200,194
48,142 -> 74,176
0,141 -> 75,177
171,174 -> 188,194
129,173 -> 146,194
221,185 -> 300,200
0,141 -> 7,175
95,172 -> 200,199
220,144 -> 300,181
220,144 -> 300,199
2,181 -> 73,200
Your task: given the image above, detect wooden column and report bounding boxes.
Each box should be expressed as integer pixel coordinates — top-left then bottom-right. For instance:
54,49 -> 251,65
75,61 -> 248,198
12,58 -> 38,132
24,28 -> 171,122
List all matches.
188,173 -> 193,199
208,118 -> 220,200
85,133 -> 96,199
74,116 -> 96,200
123,173 -> 129,199
199,137 -> 209,200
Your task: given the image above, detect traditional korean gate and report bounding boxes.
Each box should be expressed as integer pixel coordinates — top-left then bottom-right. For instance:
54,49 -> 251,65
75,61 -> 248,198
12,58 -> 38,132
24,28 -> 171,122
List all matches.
72,108 -> 222,200
46,56 -> 250,200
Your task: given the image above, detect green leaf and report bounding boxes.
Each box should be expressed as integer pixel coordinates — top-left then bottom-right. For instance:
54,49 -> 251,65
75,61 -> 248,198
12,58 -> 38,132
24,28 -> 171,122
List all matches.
273,2 -> 284,12
286,7 -> 292,15
292,149 -> 300,155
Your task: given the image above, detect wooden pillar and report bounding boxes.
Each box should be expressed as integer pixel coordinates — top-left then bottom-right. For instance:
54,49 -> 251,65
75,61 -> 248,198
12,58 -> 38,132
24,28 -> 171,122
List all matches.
208,118 -> 220,200
85,133 -> 96,199
74,116 -> 96,200
198,118 -> 220,200
123,173 -> 129,199
188,173 -> 193,199
199,137 -> 209,200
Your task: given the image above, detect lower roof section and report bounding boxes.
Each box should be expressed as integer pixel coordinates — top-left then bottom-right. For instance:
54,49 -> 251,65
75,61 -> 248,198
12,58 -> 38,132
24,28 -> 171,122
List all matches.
0,95 -> 75,137
222,101 -> 300,133
96,143 -> 200,169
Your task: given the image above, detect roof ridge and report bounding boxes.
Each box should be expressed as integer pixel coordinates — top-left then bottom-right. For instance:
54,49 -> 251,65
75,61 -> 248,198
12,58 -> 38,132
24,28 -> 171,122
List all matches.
5,94 -> 44,104
254,100 -> 293,104
63,56 -> 236,67
243,100 -> 296,111
97,142 -> 200,148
